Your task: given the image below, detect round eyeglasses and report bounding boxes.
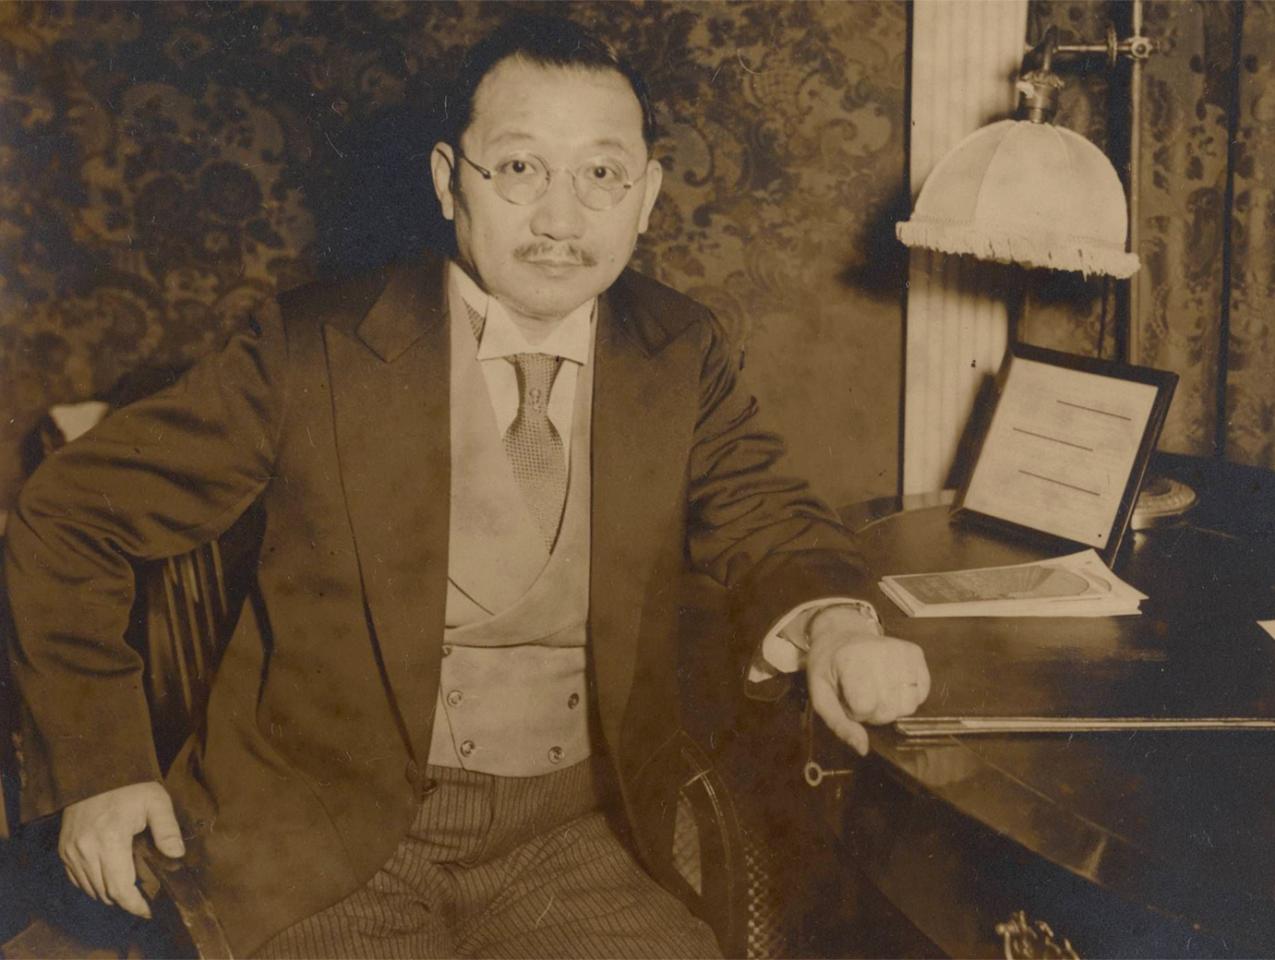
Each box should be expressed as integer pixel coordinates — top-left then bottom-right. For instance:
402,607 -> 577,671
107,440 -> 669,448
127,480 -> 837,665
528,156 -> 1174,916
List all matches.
456,151 -> 647,212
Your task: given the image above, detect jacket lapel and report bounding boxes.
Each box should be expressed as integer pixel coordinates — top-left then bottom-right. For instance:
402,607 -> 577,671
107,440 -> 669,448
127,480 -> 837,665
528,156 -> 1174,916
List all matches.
324,259 -> 449,763
589,285 -> 694,749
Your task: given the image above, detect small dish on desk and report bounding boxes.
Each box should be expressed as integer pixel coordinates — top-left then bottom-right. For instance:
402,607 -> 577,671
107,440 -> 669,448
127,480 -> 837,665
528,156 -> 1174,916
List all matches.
1131,475 -> 1197,530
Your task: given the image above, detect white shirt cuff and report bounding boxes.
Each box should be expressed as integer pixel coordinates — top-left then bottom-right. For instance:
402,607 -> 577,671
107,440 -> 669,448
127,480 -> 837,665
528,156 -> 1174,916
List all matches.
746,597 -> 881,682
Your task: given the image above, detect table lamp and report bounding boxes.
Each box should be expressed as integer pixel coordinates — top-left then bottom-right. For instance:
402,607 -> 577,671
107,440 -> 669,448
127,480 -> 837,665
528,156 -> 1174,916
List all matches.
896,13 -> 1190,529
896,22 -> 1144,279
895,46 -> 1138,278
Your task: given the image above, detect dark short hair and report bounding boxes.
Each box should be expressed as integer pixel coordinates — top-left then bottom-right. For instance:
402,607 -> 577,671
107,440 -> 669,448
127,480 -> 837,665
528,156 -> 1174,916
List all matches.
442,14 -> 657,150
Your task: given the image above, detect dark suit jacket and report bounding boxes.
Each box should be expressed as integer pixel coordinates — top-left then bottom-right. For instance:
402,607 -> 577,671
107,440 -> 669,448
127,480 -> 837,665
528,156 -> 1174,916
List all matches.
5,252 -> 868,955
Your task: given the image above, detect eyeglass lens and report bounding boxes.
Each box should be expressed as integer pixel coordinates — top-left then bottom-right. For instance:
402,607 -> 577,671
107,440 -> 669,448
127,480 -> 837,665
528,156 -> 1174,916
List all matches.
489,155 -> 633,211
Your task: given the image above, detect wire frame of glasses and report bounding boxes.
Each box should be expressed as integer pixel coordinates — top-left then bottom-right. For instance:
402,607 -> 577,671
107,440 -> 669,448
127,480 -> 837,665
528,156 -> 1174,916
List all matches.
458,152 -> 646,211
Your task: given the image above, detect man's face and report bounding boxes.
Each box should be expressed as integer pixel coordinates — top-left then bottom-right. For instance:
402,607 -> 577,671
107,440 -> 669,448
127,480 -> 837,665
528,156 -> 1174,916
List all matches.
431,57 -> 663,326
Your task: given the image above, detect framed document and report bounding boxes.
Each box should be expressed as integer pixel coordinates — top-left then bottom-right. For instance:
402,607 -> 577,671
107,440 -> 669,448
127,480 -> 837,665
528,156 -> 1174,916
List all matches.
953,344 -> 1178,565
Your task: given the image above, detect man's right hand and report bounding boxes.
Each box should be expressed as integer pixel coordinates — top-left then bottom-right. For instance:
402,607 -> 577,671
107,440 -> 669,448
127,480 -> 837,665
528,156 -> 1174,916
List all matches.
59,781 -> 186,919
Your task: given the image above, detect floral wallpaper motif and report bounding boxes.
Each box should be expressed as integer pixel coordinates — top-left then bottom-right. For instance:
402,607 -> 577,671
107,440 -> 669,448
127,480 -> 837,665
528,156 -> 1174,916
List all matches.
0,1 -> 909,510
1021,0 -> 1275,470
1136,0 -> 1237,458
1226,0 -> 1275,467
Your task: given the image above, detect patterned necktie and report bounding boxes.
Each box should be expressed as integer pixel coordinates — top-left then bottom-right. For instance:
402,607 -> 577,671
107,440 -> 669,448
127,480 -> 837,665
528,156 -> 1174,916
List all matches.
465,302 -> 568,549
504,353 -> 567,547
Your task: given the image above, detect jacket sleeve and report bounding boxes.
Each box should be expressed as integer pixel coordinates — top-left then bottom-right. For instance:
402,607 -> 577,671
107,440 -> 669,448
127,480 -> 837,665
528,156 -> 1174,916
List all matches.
684,313 -> 873,689
3,300 -> 290,820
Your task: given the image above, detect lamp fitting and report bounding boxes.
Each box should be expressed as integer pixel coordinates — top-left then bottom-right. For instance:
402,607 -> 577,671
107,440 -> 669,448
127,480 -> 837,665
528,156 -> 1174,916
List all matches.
1016,70 -> 1065,124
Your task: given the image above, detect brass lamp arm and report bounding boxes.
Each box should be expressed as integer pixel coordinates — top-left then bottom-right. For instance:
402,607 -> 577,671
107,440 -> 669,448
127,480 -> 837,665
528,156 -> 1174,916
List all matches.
1026,23 -> 1155,72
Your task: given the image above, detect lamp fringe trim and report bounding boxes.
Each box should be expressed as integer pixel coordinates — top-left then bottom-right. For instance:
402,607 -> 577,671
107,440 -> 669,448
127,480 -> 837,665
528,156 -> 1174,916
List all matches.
896,220 -> 1140,278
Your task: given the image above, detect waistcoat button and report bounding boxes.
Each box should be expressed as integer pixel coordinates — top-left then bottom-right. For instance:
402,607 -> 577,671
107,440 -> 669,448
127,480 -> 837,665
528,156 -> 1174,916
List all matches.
460,739 -> 476,758
441,644 -> 453,657
548,746 -> 564,764
567,693 -> 580,709
446,690 -> 464,707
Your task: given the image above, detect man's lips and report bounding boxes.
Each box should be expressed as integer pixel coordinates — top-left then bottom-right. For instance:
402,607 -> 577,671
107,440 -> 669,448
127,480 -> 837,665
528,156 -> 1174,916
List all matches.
521,257 -> 594,278
516,245 -> 597,270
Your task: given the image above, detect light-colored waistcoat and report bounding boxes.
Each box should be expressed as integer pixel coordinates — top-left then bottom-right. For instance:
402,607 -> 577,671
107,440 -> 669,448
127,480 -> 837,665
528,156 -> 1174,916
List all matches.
427,305 -> 594,777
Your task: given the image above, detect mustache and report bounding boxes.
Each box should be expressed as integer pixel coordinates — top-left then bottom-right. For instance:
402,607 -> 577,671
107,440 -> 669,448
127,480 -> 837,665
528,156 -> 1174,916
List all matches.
515,243 -> 597,268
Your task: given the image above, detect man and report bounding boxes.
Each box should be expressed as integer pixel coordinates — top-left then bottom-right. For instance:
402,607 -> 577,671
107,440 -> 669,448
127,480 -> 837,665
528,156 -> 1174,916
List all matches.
5,15 -> 929,958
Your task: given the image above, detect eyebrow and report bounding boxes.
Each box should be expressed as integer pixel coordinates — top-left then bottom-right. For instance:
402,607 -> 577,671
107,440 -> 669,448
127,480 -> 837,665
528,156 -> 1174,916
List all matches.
486,130 -> 642,160
588,137 -> 637,156
486,131 -> 537,148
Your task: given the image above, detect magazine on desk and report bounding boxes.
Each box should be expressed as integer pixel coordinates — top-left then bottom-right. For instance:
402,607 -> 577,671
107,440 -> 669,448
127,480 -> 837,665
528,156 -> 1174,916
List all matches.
880,549 -> 1146,618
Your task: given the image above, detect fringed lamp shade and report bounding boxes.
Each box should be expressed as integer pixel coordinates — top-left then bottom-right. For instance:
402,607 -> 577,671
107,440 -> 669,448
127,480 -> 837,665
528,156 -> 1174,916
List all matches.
896,119 -> 1140,278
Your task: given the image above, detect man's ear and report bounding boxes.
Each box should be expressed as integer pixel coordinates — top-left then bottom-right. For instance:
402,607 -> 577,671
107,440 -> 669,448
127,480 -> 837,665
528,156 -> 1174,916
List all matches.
431,143 -> 457,221
636,157 -> 663,234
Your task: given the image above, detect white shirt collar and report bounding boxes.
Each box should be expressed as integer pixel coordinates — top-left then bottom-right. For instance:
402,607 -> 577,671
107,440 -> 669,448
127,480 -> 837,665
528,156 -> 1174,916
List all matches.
449,261 -> 594,366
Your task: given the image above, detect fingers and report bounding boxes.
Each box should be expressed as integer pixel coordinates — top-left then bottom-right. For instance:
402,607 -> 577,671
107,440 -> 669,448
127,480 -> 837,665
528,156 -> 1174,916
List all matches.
100,835 -> 151,919
60,828 -> 105,902
146,792 -> 186,859
82,848 -> 110,903
806,634 -> 933,755
891,645 -> 931,719
62,859 -> 95,901
898,680 -> 923,718
840,670 -> 879,721
910,644 -> 932,704
58,781 -> 181,917
826,637 -> 932,720
835,651 -> 913,725
893,676 -> 926,720
810,674 -> 869,755
62,829 -> 137,911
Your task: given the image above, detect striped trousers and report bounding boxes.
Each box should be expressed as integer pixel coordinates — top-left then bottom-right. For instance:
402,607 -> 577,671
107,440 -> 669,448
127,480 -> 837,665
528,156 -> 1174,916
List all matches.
254,759 -> 721,959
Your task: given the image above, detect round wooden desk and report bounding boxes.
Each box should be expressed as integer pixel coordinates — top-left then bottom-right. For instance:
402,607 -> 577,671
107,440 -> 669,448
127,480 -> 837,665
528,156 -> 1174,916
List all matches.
822,501 -> 1275,958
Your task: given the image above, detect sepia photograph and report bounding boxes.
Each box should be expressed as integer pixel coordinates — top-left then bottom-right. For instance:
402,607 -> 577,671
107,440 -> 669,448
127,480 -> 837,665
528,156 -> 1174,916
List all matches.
1,1 -> 1273,957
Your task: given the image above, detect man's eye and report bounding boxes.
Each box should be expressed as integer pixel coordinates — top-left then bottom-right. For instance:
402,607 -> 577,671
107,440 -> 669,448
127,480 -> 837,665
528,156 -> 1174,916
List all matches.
585,164 -> 624,185
496,158 -> 540,179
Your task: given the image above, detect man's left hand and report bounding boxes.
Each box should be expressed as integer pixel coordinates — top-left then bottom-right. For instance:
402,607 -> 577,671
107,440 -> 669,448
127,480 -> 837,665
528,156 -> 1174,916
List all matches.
805,617 -> 930,756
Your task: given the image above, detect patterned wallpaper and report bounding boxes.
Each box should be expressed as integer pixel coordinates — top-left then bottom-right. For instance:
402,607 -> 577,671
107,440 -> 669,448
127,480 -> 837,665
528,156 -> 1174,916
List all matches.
1220,0 -> 1275,468
0,1 -> 909,511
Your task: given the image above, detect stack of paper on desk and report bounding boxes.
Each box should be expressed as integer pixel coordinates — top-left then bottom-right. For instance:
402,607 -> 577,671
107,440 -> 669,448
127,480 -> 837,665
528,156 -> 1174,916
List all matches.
880,550 -> 1145,618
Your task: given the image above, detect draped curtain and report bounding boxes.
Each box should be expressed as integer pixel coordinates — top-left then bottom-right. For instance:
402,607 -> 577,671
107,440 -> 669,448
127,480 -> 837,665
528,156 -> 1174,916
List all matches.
1022,0 -> 1275,470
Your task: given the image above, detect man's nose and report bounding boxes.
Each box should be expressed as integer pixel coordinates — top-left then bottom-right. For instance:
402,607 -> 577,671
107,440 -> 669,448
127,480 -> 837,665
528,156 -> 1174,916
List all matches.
529,173 -> 586,240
